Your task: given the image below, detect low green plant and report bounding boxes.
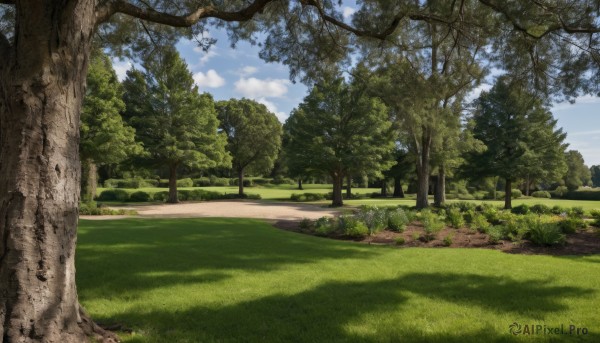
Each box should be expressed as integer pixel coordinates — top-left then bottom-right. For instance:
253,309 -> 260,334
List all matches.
411,232 -> 420,241
387,209 -> 409,232
511,189 -> 523,198
421,210 -> 445,241
487,226 -> 504,244
442,234 -> 453,247
590,210 -> 600,227
528,220 -> 566,246
97,189 -> 129,202
471,213 -> 491,233
314,217 -> 337,236
567,206 -> 585,218
290,193 -> 325,202
355,206 -> 388,235
482,205 -> 501,224
511,204 -> 530,215
445,208 -> 465,229
394,237 -> 406,245
299,218 -> 314,230
551,205 -> 567,215
531,190 -> 551,198
129,191 -> 151,202
558,216 -> 587,234
530,204 -> 552,215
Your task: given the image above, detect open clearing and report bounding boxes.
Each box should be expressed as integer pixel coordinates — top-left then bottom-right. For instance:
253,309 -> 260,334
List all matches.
78,218 -> 600,343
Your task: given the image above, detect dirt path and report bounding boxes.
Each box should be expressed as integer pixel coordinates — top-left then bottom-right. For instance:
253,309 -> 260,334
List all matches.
80,200 -> 340,221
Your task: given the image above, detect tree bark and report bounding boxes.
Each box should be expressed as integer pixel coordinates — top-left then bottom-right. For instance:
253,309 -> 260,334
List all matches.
393,177 -> 405,198
434,166 -> 446,207
504,179 -> 513,209
415,130 -> 431,209
168,164 -> 179,203
346,174 -> 352,198
331,172 -> 344,207
0,1 -> 117,341
238,168 -> 245,196
297,178 -> 303,190
381,179 -> 388,197
525,173 -> 530,196
81,159 -> 98,203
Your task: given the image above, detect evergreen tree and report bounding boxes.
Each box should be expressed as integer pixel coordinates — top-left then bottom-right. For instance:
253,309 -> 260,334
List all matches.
122,48 -> 230,203
591,165 -> 600,188
563,150 -> 592,190
215,98 -> 282,196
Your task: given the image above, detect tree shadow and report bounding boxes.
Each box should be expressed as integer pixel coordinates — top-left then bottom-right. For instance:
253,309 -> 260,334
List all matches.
76,218 -> 380,298
99,273 -> 594,342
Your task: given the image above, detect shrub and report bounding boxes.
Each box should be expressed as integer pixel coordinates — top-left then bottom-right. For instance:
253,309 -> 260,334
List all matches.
355,206 -> 388,235
558,217 -> 587,234
193,177 -> 211,187
272,176 -> 294,185
445,201 -> 477,213
252,178 -> 271,185
152,191 -> 169,202
299,218 -> 314,230
210,176 -> 230,186
97,189 -> 129,202
482,205 -> 501,224
411,232 -> 420,241
177,190 -> 191,201
314,217 -> 337,236
531,191 -> 551,198
471,213 -> 491,233
567,206 -> 585,218
395,237 -> 406,245
420,210 -> 445,241
511,204 -> 530,215
530,204 -> 552,215
562,190 -> 600,200
232,178 -> 253,187
290,193 -> 325,202
590,210 -> 600,227
551,205 -> 567,215
487,226 -> 504,244
528,220 -> 566,246
445,208 -> 465,229
387,209 -> 409,232
501,214 -> 533,242
129,191 -> 151,202
79,202 -> 134,215
552,186 -> 569,198
176,178 -> 194,188
463,210 -> 476,224
511,189 -> 523,198
338,215 -> 369,238
443,234 -> 453,247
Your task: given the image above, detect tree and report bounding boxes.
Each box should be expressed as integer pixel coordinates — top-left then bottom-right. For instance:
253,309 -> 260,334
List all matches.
216,99 -> 282,196
1,0 -> 599,341
285,77 -> 395,207
122,48 -> 230,203
591,165 -> 600,188
464,78 -> 567,209
563,150 -> 592,191
80,50 -> 141,202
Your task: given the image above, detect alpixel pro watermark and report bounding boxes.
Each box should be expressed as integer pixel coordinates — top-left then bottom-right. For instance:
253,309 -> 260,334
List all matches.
509,322 -> 589,336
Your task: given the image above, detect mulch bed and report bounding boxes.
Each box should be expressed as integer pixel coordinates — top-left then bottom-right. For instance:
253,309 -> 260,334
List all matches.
272,220 -> 600,256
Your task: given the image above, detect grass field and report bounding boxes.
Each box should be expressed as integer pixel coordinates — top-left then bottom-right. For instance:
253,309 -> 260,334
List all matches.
77,218 -> 600,342
96,184 -> 600,211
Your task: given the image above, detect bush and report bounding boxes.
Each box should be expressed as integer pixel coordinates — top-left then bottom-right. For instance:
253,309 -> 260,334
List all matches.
338,215 -> 369,238
590,210 -> 600,227
79,202 -> 133,215
387,209 -> 409,232
562,190 -> 600,200
395,237 -> 406,245
193,177 -> 211,187
355,206 -> 388,235
420,210 -> 445,241
528,220 -> 566,246
232,178 -> 253,187
551,205 -> 567,215
511,204 -> 530,215
481,205 -> 501,224
471,213 -> 491,233
487,226 -> 504,244
568,206 -> 585,218
531,191 -> 551,198
299,218 -> 314,230
97,189 -> 129,202
511,189 -> 522,198
530,204 -> 552,215
501,213 -> 533,242
210,176 -> 231,186
445,208 -> 465,229
558,217 -> 587,234
445,201 -> 477,213
325,192 -> 364,200
176,178 -> 194,188
153,191 -> 169,202
443,234 -> 453,247
314,217 -> 337,236
290,193 -> 325,202
129,191 -> 151,202
552,186 -> 569,198
272,176 -> 295,185
103,178 -> 156,188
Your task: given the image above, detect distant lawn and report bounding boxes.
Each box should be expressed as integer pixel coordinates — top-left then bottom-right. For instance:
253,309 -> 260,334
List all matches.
77,218 -> 600,342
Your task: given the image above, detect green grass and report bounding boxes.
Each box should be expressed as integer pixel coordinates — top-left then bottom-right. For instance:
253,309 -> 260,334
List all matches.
77,218 -> 600,342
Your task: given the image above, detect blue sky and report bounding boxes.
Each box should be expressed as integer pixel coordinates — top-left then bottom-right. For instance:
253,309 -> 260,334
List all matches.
112,6 -> 600,167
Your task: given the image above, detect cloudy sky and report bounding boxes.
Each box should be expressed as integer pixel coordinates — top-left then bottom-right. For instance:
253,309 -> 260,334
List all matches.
112,7 -> 600,167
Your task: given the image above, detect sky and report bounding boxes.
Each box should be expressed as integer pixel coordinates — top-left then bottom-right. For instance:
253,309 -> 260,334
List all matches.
111,6 -> 600,167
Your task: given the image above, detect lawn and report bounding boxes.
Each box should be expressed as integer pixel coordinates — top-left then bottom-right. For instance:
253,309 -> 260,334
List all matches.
77,218 -> 600,342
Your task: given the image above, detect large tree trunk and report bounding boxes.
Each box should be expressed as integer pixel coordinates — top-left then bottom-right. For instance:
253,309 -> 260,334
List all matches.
415,130 -> 431,209
168,164 -> 179,203
434,166 -> 446,207
331,172 -> 344,207
393,177 -> 405,198
297,178 -> 303,190
81,159 -> 98,203
504,179 -> 513,210
0,2 -> 116,341
381,179 -> 388,197
238,168 -> 245,196
346,174 -> 352,198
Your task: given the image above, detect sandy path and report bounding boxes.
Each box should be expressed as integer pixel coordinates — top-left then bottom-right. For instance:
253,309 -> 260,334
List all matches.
80,200 -> 340,221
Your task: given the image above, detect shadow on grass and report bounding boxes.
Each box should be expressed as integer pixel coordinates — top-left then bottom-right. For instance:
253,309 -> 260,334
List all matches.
97,273 -> 593,342
76,218 -> 379,297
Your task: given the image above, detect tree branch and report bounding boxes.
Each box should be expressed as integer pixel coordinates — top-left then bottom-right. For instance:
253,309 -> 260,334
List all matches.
0,0 -> 15,4
95,0 -> 275,26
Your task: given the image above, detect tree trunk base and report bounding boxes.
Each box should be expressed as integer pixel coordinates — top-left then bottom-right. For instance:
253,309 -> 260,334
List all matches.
78,306 -> 121,343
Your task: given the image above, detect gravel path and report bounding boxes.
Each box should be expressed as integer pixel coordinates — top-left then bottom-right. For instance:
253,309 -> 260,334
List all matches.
80,200 -> 340,221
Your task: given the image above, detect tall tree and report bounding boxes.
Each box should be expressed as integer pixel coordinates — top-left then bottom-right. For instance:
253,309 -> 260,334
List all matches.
1,1 -> 599,341
563,150 -> 592,191
464,77 -> 567,209
285,77 -> 395,206
80,50 -> 141,202
591,165 -> 600,188
216,99 -> 282,196
123,48 -> 230,203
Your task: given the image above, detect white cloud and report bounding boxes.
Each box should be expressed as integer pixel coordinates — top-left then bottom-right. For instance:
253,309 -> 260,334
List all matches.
343,7 -> 356,19
234,77 -> 290,98
256,97 -> 287,122
552,94 -> 600,112
193,46 -> 218,66
465,83 -> 492,102
238,66 -> 258,77
193,70 -> 226,88
112,58 -> 132,81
